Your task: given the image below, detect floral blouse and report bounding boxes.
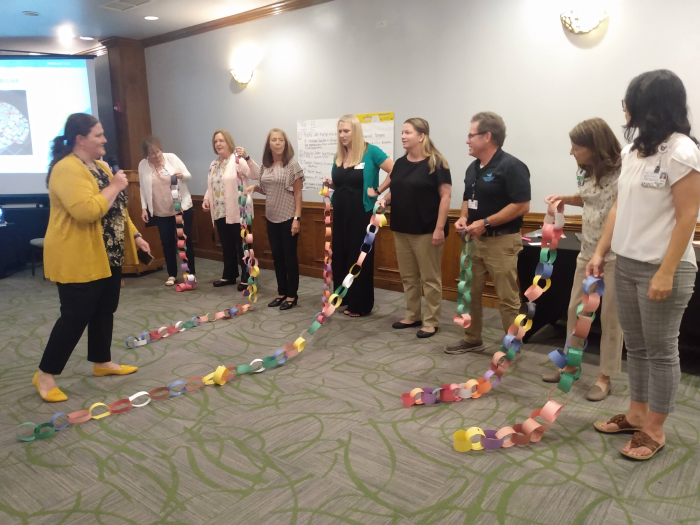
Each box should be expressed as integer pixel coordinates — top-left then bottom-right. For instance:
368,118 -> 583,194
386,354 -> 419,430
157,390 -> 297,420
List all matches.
83,160 -> 128,266
578,168 -> 620,261
210,158 -> 229,221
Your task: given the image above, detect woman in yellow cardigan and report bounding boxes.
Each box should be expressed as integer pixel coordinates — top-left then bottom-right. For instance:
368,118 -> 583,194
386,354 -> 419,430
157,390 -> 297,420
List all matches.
33,113 -> 151,402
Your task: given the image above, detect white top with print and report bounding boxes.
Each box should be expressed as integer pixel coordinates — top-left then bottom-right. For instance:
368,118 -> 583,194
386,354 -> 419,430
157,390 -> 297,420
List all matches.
578,168 -> 619,261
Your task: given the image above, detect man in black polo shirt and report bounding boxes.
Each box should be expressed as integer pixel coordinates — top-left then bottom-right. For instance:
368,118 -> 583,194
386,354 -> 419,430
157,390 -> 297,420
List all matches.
445,111 -> 531,354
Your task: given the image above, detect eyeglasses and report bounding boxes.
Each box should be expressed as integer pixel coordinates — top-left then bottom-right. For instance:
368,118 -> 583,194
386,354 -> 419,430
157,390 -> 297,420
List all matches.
467,132 -> 487,140
621,99 -> 627,110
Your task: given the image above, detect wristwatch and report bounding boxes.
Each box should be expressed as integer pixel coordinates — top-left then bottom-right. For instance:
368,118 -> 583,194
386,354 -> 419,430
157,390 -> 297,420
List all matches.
134,233 -> 143,239
293,216 -> 301,221
244,155 -> 250,161
483,218 -> 491,229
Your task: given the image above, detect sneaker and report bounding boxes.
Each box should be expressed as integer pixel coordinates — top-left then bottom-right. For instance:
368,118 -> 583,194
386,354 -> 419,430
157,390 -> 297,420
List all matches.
444,340 -> 485,355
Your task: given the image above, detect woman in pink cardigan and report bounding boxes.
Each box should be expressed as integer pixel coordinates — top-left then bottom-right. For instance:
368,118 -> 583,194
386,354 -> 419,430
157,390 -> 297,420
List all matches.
202,129 -> 257,290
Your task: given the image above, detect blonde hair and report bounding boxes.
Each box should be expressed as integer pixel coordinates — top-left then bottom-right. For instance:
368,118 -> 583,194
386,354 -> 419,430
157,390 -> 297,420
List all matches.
335,114 -> 367,167
404,118 -> 450,174
262,128 -> 295,168
212,129 -> 235,156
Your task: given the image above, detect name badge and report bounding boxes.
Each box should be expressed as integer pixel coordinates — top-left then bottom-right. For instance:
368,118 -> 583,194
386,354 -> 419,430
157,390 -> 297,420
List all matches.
642,169 -> 668,188
354,163 -> 365,170
468,199 -> 478,210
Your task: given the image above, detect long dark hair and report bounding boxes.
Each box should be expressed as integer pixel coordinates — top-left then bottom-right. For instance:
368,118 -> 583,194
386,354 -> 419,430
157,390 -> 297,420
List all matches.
262,128 -> 294,168
623,70 -> 696,157
569,118 -> 621,185
47,113 -> 99,187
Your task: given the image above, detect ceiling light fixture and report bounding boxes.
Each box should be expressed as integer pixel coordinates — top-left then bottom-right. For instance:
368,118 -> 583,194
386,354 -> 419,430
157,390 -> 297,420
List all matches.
22,11 -> 40,16
560,9 -> 608,34
79,36 -> 95,41
144,15 -> 159,20
57,25 -> 75,44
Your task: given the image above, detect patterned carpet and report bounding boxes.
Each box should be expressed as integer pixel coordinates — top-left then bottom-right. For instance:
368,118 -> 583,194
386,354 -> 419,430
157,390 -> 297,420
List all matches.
1,259 -> 700,525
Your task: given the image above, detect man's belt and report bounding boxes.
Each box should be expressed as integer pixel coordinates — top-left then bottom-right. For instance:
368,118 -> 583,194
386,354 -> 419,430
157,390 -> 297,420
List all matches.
482,228 -> 520,238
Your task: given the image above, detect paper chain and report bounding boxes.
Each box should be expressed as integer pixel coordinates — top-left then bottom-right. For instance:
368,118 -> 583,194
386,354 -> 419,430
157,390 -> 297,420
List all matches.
401,201 -> 604,452
237,155 -> 259,303
170,174 -> 196,292
17,188 -> 389,442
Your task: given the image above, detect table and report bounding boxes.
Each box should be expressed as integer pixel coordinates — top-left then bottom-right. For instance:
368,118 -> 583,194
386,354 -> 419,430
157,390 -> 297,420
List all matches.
516,234 -> 700,346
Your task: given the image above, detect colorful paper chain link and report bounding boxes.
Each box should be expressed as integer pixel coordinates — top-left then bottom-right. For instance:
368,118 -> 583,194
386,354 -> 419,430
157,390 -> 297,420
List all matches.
401,200 -> 596,452
237,155 -> 259,303
453,230 -> 473,328
170,174 -> 196,292
123,303 -> 252,349
320,188 -> 333,310
18,188 -> 389,442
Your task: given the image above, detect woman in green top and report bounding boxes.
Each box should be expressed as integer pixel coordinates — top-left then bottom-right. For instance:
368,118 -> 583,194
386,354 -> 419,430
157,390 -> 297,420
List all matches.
322,114 -> 394,316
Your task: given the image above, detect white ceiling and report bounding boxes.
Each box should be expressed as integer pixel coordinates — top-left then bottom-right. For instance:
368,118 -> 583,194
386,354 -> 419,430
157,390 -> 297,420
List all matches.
0,0 -> 276,54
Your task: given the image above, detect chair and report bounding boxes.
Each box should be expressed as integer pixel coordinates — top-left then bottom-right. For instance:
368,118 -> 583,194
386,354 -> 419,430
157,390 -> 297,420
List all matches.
30,238 -> 44,279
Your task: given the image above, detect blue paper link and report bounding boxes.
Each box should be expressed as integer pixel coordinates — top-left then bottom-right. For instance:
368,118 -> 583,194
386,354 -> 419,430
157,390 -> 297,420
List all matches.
549,349 -> 568,369
168,380 -> 187,396
535,262 -> 554,279
583,276 -> 605,297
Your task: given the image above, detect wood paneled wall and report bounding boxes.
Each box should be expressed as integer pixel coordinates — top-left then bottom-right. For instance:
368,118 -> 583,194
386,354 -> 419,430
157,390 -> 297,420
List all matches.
187,196 -> 588,306
122,171 -> 165,274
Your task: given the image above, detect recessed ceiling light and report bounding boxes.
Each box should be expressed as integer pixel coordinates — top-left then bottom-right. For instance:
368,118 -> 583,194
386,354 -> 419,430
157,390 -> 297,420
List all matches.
22,11 -> 40,16
57,25 -> 75,44
144,16 -> 158,20
79,36 -> 95,40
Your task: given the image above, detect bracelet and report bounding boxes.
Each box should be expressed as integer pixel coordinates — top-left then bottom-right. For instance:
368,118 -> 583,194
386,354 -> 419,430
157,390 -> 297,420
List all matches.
134,233 -> 142,239
245,156 -> 250,161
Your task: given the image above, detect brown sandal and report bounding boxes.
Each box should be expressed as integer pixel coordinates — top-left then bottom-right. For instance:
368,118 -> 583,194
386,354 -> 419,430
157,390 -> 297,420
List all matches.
621,431 -> 665,461
593,414 -> 642,434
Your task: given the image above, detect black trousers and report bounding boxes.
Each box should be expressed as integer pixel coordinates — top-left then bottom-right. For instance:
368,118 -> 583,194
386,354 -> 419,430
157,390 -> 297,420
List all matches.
151,208 -> 196,277
39,266 -> 122,375
266,218 -> 300,298
215,218 -> 248,281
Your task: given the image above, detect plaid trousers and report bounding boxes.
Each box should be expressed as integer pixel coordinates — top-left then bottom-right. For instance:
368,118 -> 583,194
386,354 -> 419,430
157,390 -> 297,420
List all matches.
615,255 -> 696,413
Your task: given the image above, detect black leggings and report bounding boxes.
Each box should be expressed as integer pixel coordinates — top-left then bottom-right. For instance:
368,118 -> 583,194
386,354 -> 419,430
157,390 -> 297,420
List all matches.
39,266 -> 122,375
266,218 -> 300,298
151,208 -> 196,277
215,218 -> 248,281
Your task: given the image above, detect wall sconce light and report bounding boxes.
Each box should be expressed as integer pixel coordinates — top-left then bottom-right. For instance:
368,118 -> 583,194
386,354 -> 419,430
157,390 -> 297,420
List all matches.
560,9 -> 608,34
230,68 -> 253,84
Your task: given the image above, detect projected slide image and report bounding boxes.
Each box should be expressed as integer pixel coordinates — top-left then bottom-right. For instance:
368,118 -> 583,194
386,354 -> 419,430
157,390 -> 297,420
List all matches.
0,90 -> 32,155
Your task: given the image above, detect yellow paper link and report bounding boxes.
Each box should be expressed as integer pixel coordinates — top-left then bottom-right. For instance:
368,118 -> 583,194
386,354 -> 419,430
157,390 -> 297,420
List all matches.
248,293 -> 258,303
541,279 -> 552,293
248,284 -> 258,295
202,372 -> 215,385
319,187 -> 329,196
531,274 -> 543,287
328,294 -> 343,308
294,337 -> 306,352
250,266 -> 260,277
349,264 -> 362,278
213,366 -> 229,385
453,427 -> 485,452
378,214 -> 387,227
89,402 -> 111,420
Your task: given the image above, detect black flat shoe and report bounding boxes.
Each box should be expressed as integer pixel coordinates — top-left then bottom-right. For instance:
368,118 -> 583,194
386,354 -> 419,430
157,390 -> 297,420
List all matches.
213,280 -> 234,287
268,297 -> 284,308
392,320 -> 422,329
417,327 -> 438,339
279,297 -> 298,311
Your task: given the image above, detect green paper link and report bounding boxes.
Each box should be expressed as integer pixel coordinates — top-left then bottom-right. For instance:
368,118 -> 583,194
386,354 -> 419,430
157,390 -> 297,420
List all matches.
183,321 -> 195,329
566,348 -> 583,368
236,364 -> 253,374
558,372 -> 576,393
576,304 -> 596,323
262,356 -> 278,369
307,320 -> 322,334
34,423 -> 55,440
174,202 -> 181,212
17,422 -> 37,442
333,285 -> 348,299
504,346 -> 517,361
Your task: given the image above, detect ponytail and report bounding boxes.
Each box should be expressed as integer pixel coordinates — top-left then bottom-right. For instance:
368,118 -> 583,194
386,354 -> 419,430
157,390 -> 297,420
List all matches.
47,113 -> 99,187
404,118 -> 450,174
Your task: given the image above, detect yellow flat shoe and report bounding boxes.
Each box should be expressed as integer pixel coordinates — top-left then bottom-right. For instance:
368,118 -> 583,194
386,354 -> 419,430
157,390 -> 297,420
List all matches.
93,365 -> 138,377
32,371 -> 68,403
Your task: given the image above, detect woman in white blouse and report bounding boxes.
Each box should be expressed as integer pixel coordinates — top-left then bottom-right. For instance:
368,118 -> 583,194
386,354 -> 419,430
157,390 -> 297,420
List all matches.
590,70 -> 700,461
138,137 -> 195,286
238,129 -> 304,310
203,129 -> 256,290
542,118 -> 623,401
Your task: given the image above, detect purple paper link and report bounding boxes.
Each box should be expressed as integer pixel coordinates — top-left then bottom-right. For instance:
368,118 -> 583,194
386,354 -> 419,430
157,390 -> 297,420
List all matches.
324,264 -> 332,272
422,392 -> 437,404
480,429 -> 505,450
181,263 -> 188,271
323,284 -> 330,291
423,387 -> 434,393
483,369 -> 501,387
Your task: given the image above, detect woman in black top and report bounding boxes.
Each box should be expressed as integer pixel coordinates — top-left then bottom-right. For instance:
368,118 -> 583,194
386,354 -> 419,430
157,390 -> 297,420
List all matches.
322,115 -> 393,317
379,118 -> 452,338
